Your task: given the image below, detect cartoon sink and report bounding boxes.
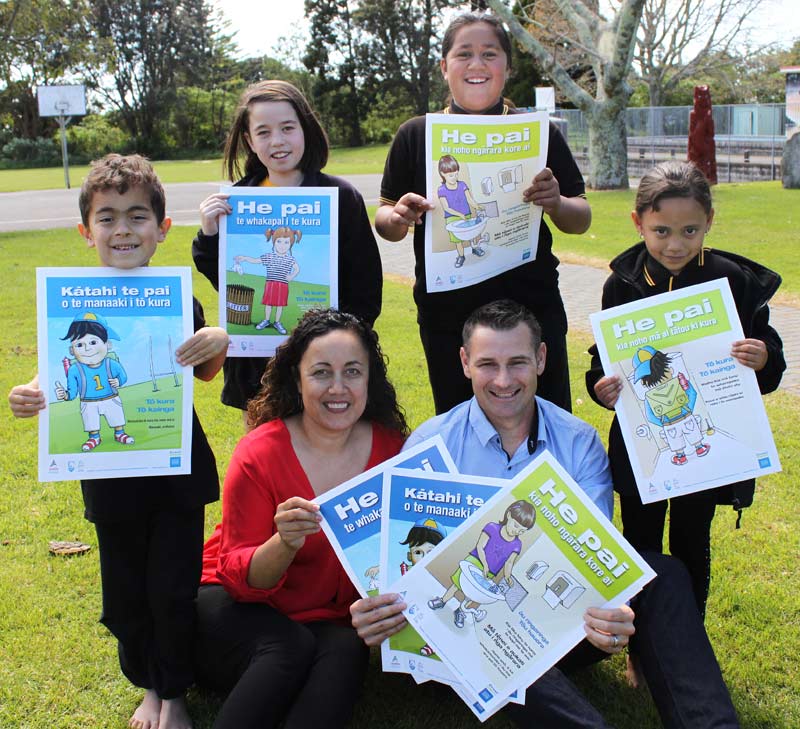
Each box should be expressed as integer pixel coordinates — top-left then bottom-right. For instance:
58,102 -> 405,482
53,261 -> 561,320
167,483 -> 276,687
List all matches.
445,214 -> 488,242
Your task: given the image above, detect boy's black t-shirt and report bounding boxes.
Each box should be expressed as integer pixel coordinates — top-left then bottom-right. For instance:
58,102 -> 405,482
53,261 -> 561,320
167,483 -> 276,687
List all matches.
80,297 -> 220,523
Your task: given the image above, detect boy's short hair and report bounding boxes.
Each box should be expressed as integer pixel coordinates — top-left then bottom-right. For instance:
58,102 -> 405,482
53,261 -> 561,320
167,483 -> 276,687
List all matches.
462,299 -> 542,351
78,154 -> 166,226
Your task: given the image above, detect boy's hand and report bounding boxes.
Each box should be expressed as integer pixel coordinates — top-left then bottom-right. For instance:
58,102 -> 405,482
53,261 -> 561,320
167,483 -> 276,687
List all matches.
176,327 -> 229,367
199,193 -> 232,236
594,375 -> 623,408
523,168 -> 561,215
54,381 -> 67,401
9,377 -> 46,418
731,339 -> 768,371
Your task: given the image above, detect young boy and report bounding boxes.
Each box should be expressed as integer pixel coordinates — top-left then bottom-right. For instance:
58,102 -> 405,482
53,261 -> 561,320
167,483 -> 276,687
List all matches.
8,154 -> 228,729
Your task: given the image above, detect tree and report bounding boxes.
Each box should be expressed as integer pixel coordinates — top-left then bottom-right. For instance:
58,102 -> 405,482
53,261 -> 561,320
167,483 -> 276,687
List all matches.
355,0 -> 450,115
0,0 -> 91,139
83,0 -> 232,154
634,0 -> 764,107
486,0 -> 645,189
304,0 -> 364,146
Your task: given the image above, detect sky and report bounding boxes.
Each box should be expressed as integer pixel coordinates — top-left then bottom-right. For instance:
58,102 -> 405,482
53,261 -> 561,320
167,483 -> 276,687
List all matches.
214,0 -> 799,62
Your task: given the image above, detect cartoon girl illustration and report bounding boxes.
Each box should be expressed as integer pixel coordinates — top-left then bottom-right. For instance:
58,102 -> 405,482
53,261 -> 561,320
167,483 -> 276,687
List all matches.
631,345 -> 710,466
437,154 -> 486,268
428,500 -> 535,628
234,226 -> 301,334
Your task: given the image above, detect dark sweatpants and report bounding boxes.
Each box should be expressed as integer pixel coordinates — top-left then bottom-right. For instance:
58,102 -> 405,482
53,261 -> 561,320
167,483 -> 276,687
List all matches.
94,505 -> 205,699
194,584 -> 370,729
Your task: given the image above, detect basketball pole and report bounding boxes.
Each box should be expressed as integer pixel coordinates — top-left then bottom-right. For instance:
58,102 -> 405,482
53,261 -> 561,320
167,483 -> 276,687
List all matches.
57,110 -> 71,190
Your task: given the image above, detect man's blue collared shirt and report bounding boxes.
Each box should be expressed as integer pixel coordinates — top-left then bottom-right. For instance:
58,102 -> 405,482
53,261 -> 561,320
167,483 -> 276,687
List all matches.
404,396 -> 613,519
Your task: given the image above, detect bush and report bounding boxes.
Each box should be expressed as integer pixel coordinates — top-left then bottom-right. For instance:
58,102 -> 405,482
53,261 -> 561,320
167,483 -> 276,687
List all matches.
0,136 -> 61,167
66,115 -> 129,161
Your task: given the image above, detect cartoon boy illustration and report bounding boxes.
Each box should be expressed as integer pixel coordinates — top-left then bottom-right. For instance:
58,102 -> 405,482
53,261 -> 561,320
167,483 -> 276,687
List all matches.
428,500 -> 535,628
400,518 -> 445,656
437,155 -> 487,268
55,311 -> 133,452
632,345 -> 711,466
234,226 -> 301,335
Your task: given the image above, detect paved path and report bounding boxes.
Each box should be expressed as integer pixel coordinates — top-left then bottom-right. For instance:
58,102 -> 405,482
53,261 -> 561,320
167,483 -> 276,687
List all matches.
2,178 -> 796,394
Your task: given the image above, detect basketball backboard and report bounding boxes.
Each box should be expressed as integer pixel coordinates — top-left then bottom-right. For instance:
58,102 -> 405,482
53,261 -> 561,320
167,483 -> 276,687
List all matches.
37,85 -> 87,118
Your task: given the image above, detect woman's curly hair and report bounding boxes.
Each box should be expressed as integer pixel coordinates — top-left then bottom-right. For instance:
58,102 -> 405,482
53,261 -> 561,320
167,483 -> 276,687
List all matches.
247,308 -> 408,436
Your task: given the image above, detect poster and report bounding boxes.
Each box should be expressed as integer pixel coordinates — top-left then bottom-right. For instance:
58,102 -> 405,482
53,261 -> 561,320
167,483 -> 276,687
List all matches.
219,186 -> 338,357
379,469 -> 506,682
590,278 -> 781,503
316,436 -> 456,597
36,267 -> 194,482
424,111 -> 549,292
393,452 -> 655,720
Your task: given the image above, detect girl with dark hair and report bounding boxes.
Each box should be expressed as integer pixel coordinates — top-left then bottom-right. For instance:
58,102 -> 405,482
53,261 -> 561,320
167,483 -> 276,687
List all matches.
194,309 -> 407,729
376,11 -> 591,416
193,80 -> 383,429
587,160 -> 785,617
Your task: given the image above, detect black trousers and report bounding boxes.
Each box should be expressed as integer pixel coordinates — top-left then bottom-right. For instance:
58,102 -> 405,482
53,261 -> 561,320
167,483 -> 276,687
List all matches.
611,418 -> 717,615
94,505 -> 205,699
419,312 -> 571,416
195,585 -> 370,729
507,552 -> 738,729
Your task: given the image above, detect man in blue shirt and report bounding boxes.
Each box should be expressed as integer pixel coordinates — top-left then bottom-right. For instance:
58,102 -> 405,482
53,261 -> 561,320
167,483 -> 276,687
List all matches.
353,300 -> 738,728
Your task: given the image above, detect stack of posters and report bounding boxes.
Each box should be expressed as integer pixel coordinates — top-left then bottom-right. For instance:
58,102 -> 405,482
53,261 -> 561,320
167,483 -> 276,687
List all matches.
318,437 -> 655,721
218,187 -> 338,357
36,267 -> 194,481
589,279 -> 781,504
424,111 -> 549,292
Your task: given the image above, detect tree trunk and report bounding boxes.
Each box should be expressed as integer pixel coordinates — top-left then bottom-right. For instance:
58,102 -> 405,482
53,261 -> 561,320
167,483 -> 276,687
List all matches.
587,100 -> 629,189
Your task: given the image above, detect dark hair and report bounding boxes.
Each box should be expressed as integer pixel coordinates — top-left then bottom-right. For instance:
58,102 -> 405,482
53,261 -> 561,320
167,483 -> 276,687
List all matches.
635,161 -> 713,217
438,154 -> 460,182
79,154 -> 166,226
247,309 -> 408,435
442,12 -> 512,69
500,499 -> 536,529
223,80 -> 329,182
61,320 -> 108,343
400,526 -> 445,549
462,299 -> 542,350
640,350 -> 675,388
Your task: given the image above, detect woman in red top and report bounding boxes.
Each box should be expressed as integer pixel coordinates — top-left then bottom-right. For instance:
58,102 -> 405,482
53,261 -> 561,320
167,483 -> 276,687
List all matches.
195,309 -> 408,729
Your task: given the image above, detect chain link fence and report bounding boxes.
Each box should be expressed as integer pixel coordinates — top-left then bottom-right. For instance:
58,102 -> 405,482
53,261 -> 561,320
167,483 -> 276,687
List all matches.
549,103 -> 787,182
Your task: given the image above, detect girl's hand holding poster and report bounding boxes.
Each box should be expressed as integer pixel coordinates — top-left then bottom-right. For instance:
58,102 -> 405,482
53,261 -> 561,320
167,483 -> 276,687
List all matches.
424,111 -> 549,292
392,452 -> 654,721
36,267 -> 194,481
590,279 -> 781,504
219,187 -> 338,356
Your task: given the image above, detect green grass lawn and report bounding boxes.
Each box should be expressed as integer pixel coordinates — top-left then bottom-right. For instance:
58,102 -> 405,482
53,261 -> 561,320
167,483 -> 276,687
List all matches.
1,223 -> 798,727
0,144 -> 391,193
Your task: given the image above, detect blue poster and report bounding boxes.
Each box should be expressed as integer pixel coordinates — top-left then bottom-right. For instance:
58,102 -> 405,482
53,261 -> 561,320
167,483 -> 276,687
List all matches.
219,187 -> 338,357
316,436 -> 456,597
36,266 -> 194,481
